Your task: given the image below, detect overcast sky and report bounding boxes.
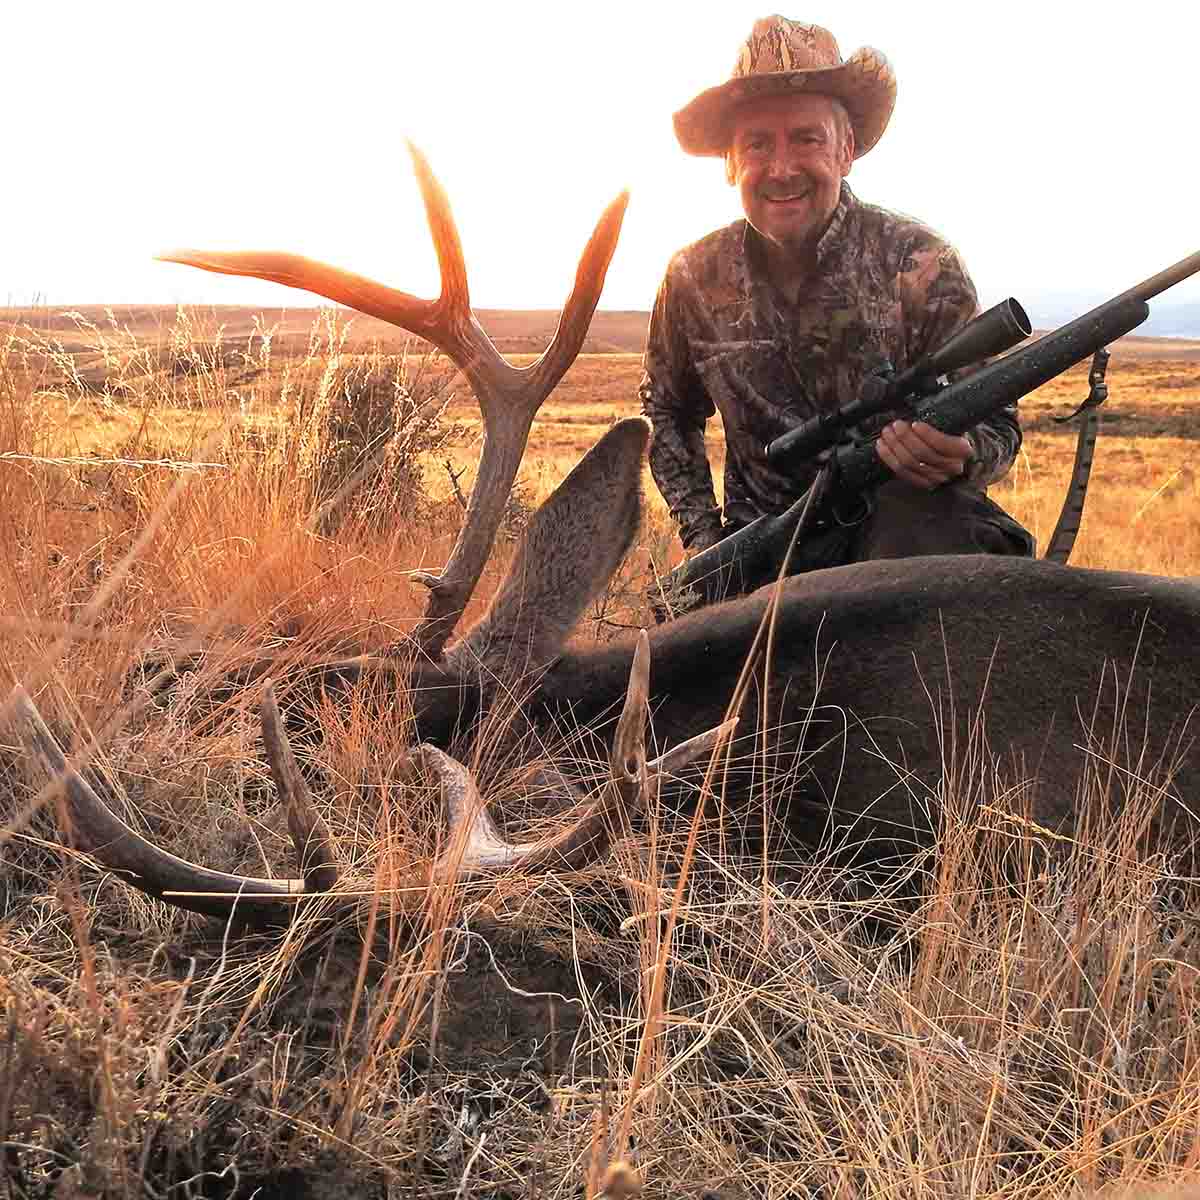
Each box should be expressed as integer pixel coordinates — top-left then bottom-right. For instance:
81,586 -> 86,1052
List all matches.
5,1 -> 1198,321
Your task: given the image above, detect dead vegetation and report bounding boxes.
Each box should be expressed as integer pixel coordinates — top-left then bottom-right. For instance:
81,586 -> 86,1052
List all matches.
2,306 -> 1200,1199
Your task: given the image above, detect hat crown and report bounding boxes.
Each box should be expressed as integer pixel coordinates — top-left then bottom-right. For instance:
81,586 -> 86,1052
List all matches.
673,14 -> 896,159
734,16 -> 843,79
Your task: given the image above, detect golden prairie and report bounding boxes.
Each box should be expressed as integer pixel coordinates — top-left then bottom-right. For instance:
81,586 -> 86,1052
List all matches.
2,305 -> 1200,1199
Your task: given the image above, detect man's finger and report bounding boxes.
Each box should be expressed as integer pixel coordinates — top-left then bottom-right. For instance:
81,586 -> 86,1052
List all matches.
877,425 -> 940,489
881,422 -> 954,473
909,422 -> 972,467
875,438 -> 919,486
895,424 -> 969,478
878,422 -> 965,489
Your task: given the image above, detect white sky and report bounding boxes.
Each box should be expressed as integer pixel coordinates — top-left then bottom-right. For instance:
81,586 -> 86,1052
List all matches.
4,1 -> 1198,317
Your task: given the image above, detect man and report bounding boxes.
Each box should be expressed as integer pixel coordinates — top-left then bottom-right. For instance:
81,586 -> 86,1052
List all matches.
640,16 -> 1032,568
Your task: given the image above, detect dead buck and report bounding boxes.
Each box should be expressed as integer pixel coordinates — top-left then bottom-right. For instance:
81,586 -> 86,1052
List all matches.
8,146 -> 1200,927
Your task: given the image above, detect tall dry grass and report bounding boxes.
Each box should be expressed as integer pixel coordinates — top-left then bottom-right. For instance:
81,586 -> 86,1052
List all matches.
0,309 -> 1198,1198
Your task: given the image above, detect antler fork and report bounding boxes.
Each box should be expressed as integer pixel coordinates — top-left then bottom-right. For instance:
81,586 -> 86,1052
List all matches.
159,144 -> 628,659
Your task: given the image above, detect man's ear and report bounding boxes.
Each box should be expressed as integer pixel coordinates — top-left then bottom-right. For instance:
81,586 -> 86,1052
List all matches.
840,127 -> 855,176
724,149 -> 738,187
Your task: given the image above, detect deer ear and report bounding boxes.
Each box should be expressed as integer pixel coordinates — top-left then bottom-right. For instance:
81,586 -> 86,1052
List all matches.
448,417 -> 649,675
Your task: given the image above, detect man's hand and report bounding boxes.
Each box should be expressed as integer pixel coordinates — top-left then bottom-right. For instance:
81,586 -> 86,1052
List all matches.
876,420 -> 973,490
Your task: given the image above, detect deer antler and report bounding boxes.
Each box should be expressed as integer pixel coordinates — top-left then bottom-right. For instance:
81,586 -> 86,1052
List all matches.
609,630 -> 737,812
5,683 -> 318,922
6,639 -> 732,928
159,143 -> 629,659
420,631 -> 736,874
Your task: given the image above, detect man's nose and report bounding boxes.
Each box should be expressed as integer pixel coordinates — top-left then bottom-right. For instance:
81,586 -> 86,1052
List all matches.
767,150 -> 798,178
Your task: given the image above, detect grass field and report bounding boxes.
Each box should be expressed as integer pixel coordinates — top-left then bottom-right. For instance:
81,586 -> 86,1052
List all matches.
10,306 -> 1200,576
2,307 -> 1200,1199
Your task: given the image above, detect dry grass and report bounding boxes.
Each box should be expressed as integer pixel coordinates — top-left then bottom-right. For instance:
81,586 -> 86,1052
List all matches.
1,308 -> 1199,1199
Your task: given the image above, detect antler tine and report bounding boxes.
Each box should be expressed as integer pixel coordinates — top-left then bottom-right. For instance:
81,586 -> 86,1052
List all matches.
406,140 -> 469,317
260,681 -> 339,892
645,720 -> 738,788
524,188 -> 630,399
598,630 -> 736,840
5,684 -> 321,926
417,742 -> 621,876
611,629 -> 651,811
417,631 -> 734,882
601,628 -> 735,811
154,251 -> 453,354
418,744 -> 528,874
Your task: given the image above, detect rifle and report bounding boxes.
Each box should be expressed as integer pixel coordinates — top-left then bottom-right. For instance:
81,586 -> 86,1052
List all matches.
657,249 -> 1200,615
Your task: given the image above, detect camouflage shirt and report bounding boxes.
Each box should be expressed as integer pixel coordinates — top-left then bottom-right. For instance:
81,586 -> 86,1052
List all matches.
638,183 -> 1022,550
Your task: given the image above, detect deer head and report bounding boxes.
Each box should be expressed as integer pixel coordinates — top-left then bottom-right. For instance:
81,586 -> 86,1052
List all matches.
6,147 -> 734,926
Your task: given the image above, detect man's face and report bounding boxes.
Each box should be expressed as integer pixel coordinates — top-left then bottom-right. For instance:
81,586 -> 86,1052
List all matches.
726,93 -> 854,256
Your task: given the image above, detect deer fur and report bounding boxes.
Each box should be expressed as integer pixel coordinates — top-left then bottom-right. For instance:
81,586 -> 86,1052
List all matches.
299,416 -> 1199,869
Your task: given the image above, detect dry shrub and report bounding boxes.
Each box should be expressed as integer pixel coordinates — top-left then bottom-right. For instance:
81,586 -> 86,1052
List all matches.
301,349 -> 463,538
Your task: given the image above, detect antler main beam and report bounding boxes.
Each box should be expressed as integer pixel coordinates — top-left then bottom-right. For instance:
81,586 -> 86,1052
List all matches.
159,143 -> 629,659
6,684 -> 314,922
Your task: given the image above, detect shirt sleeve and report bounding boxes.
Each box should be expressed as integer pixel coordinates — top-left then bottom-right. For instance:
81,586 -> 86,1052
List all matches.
898,239 -> 1022,487
638,261 -> 724,550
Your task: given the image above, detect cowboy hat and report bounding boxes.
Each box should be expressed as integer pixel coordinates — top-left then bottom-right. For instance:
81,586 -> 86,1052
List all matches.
674,15 -> 897,159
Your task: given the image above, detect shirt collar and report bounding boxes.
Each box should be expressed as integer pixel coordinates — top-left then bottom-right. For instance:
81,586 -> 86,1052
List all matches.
815,181 -> 855,268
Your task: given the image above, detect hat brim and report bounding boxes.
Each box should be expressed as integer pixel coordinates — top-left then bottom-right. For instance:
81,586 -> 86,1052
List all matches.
673,47 -> 897,159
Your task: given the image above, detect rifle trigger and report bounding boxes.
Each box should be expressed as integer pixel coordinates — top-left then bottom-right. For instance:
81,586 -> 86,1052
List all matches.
1052,346 -> 1111,423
